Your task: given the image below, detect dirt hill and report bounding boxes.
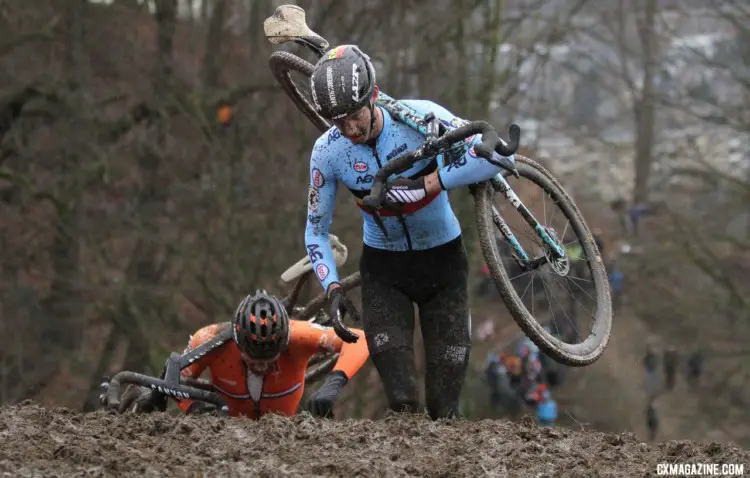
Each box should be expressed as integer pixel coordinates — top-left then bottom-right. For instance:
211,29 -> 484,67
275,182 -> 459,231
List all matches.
1,403 -> 748,477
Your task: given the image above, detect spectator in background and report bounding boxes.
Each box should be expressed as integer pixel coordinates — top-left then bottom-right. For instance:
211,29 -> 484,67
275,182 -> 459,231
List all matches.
485,352 -> 505,411
628,203 -> 650,237
502,353 -> 523,389
644,344 -> 660,399
609,264 -> 624,312
592,228 -> 605,257
687,350 -> 704,391
518,340 -> 544,405
646,402 -> 659,441
485,352 -> 521,415
610,198 -> 629,235
539,326 -> 566,387
663,347 -> 678,392
534,384 -> 558,427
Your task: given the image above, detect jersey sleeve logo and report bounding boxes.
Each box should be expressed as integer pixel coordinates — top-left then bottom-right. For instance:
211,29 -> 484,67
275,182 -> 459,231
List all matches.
315,263 -> 329,280
353,161 -> 368,173
312,167 -> 325,188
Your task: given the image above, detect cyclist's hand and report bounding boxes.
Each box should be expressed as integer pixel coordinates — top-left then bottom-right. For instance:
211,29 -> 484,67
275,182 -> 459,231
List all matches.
327,285 -> 360,343
308,371 -> 348,418
98,375 -> 112,408
384,176 -> 427,205
117,385 -> 166,414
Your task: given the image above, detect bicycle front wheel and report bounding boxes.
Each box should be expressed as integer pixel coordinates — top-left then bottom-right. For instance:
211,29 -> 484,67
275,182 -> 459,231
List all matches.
475,155 -> 612,366
269,51 -> 330,133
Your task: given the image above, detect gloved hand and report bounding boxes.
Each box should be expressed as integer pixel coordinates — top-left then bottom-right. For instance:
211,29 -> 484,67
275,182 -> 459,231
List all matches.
98,375 -> 113,408
327,285 -> 360,343
308,371 -> 349,418
117,384 -> 167,414
383,176 -> 427,206
102,380 -> 166,414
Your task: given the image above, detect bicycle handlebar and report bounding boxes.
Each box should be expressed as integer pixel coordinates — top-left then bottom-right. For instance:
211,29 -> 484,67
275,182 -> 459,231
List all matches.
331,307 -> 358,343
106,371 -> 229,413
362,120 -> 521,210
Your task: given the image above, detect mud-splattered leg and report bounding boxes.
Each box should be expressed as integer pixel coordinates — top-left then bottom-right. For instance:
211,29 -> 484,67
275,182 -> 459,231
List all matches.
361,272 -> 419,413
419,246 -> 470,420
419,286 -> 471,420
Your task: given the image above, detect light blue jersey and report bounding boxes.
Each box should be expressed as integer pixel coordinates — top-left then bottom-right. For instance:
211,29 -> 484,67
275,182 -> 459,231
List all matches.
304,99 -> 514,291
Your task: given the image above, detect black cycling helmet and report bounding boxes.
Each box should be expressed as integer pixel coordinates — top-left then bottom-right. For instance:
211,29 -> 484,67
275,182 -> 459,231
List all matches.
233,289 -> 290,360
310,44 -> 377,120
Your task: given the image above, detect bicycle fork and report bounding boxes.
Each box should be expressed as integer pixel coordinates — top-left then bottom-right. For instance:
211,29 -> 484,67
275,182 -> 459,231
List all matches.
488,175 -> 566,268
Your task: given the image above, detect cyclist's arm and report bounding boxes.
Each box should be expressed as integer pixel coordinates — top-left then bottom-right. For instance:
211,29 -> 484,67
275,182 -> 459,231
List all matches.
434,136 -> 512,191
173,324 -> 217,414
304,144 -> 341,292
396,100 -> 512,193
291,321 -> 369,380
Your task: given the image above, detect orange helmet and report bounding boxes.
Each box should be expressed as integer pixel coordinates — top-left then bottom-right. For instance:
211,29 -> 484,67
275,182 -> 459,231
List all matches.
233,290 -> 290,360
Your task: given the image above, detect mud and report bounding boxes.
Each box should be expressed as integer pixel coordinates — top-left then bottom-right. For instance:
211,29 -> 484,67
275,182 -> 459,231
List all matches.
1,402 -> 748,477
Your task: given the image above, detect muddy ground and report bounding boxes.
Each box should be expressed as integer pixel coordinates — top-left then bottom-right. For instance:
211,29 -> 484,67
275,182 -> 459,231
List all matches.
1,402 -> 748,477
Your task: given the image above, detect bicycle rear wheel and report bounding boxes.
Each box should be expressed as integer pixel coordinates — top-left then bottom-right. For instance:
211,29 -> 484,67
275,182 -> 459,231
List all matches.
475,155 -> 612,366
269,51 -> 330,133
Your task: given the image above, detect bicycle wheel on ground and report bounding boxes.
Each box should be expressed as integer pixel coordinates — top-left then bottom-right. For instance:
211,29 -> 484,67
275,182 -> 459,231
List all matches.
269,51 -> 330,133
475,155 -> 612,367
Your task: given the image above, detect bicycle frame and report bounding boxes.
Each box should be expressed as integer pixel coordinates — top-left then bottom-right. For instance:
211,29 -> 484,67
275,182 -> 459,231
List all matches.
489,174 -> 566,268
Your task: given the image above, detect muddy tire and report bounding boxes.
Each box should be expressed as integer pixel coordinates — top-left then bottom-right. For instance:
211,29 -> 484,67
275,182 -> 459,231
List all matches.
269,51 -> 330,133
475,155 -> 612,366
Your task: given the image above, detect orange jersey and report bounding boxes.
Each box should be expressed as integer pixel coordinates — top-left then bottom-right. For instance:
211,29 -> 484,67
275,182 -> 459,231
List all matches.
176,320 -> 369,418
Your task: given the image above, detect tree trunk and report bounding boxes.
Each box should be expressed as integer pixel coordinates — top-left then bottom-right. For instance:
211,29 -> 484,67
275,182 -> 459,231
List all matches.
201,0 -> 209,22
632,0 -> 657,205
247,0 -> 271,63
42,0 -> 89,357
154,0 -> 177,98
478,0 -> 503,119
202,0 -> 227,90
64,0 -> 87,90
452,0 -> 471,116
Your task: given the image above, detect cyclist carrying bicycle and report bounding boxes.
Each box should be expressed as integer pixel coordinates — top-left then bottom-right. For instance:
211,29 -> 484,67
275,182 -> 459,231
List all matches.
304,44 -> 515,419
103,290 -> 369,418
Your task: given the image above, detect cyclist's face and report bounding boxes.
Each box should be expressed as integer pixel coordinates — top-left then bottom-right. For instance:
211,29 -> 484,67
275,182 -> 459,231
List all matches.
240,352 -> 278,376
332,106 -> 371,144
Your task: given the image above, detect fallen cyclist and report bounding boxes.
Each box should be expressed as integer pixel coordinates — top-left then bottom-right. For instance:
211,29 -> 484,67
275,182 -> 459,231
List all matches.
100,289 -> 369,418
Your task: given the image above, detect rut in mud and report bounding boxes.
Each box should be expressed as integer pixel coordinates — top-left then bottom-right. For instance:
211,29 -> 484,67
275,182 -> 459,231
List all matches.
1,402 -> 748,477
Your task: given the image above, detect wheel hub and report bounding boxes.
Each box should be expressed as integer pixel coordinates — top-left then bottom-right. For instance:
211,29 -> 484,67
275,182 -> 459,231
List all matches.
543,227 -> 570,276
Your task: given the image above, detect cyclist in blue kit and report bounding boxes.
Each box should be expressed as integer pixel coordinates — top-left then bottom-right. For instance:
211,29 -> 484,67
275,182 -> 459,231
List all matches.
304,45 -> 514,419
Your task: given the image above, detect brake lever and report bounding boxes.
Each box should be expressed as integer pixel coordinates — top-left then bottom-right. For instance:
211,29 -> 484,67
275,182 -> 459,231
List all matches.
332,307 -> 359,344
371,210 -> 390,240
422,112 -> 442,156
486,153 -> 519,178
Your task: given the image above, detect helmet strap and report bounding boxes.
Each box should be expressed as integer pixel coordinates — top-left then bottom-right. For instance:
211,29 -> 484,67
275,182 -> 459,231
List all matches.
365,101 -> 377,144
